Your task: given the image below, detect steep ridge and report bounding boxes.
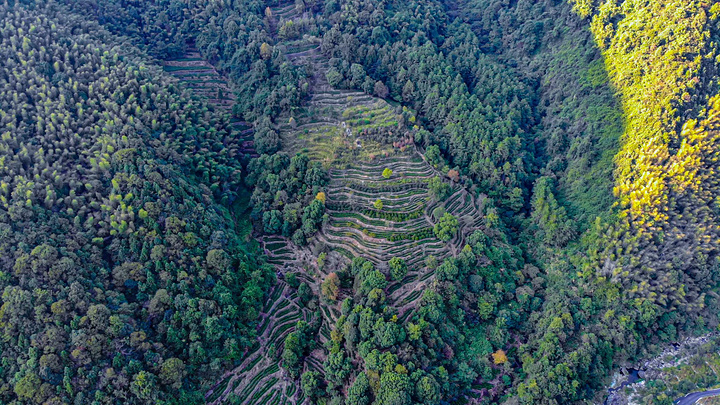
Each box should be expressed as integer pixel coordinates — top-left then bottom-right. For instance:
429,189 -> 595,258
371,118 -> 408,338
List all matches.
208,2 -> 488,403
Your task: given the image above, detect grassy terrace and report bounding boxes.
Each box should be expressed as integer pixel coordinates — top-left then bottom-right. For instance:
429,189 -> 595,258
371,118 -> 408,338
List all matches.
319,150 -> 484,283
234,363 -> 280,404
262,286 -> 285,313
207,374 -> 232,403
249,377 -> 279,404
240,355 -> 263,374
279,68 -> 402,166
329,216 -> 428,232
329,183 -> 428,197
285,41 -> 319,55
398,308 -> 415,323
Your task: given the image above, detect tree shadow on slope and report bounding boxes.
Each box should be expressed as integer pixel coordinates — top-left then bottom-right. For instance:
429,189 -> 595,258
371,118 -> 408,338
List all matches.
460,0 -> 625,232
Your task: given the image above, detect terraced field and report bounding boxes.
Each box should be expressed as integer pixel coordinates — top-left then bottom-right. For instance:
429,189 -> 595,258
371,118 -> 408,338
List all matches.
279,46 -> 401,167
206,279 -> 307,405
286,101 -> 401,163
320,152 -> 484,311
262,235 -> 344,356
209,2 -> 487,403
164,45 -> 257,157
271,2 -> 304,26
206,234 -> 340,405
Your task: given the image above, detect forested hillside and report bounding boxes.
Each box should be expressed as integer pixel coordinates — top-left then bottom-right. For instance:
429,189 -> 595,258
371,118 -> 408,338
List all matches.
0,3 -> 275,404
517,1 -> 720,402
2,0 -> 720,404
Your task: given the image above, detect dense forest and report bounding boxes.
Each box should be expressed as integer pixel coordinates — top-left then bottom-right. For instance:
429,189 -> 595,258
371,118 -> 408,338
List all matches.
0,3 -> 277,404
1,0 -> 720,404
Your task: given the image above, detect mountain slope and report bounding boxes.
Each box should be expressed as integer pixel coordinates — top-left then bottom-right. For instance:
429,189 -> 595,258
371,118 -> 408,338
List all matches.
0,3 -> 273,403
